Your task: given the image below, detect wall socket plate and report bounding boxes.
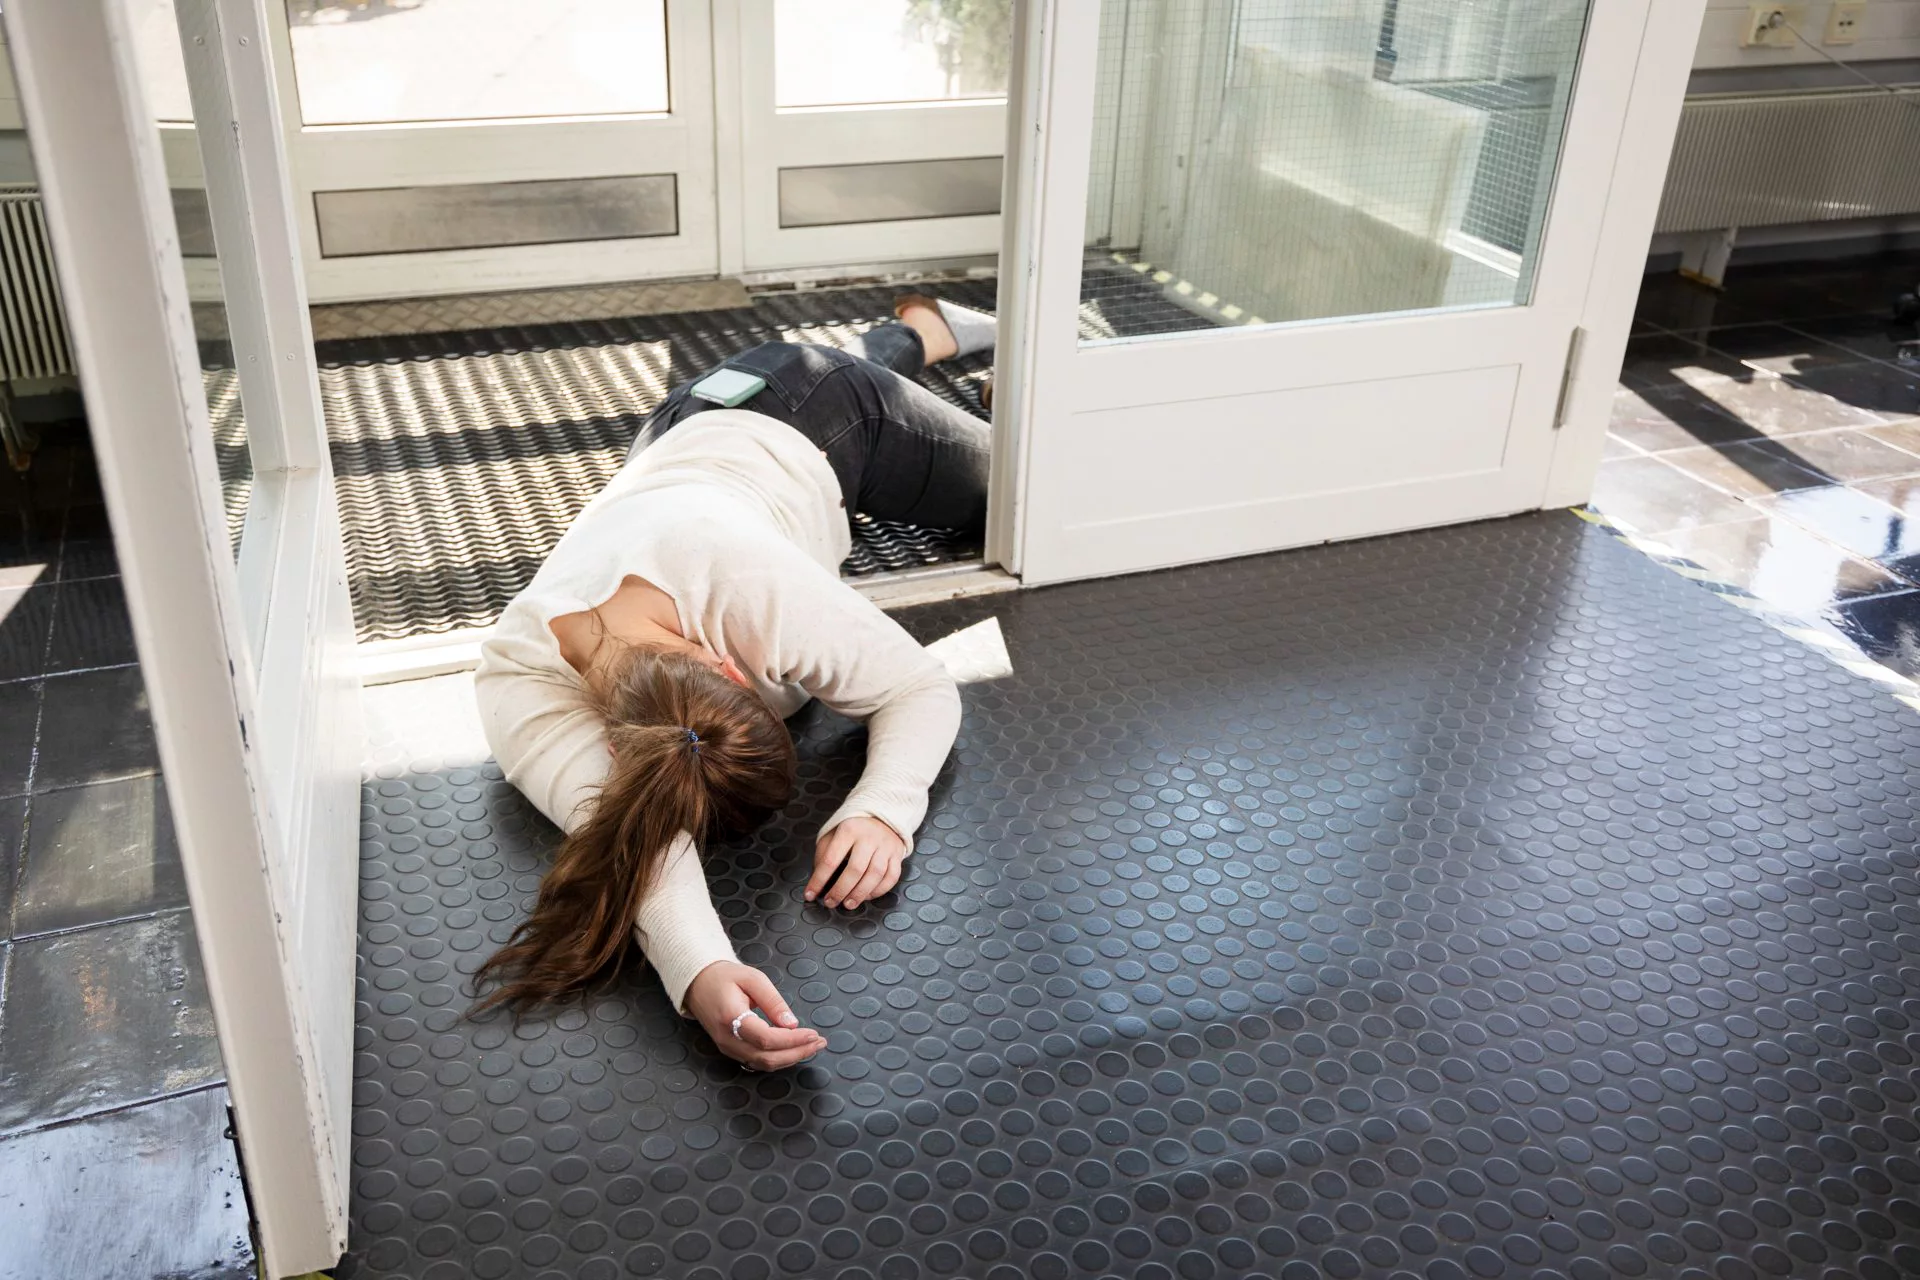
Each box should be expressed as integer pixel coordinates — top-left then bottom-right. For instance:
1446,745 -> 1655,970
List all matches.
1741,2 -> 1808,47
1826,1 -> 1866,44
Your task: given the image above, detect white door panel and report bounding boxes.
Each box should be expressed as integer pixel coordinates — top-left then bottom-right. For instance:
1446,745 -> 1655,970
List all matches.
1004,0 -> 1707,586
272,0 -> 719,303
1029,362 -> 1533,578
734,1 -> 1011,273
6,0 -> 362,1271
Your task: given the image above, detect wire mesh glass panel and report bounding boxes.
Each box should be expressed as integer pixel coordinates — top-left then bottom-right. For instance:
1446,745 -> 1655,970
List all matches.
136,2 -> 254,558
1080,0 -> 1591,345
776,0 -> 1012,109
279,0 -> 669,125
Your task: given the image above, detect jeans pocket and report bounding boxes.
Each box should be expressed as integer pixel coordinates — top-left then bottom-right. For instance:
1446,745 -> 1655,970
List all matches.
726,342 -> 848,414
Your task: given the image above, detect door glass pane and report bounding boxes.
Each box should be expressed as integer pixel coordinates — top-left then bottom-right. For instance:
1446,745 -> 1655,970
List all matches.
281,0 -> 668,126
1080,0 -> 1590,345
777,0 -> 1013,109
135,1 -> 255,559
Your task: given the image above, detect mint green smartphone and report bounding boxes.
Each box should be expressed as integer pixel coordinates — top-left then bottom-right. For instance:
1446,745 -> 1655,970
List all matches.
689,368 -> 769,407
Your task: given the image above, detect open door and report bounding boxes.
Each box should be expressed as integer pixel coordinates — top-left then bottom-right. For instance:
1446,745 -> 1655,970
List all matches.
6,0 -> 360,1272
997,0 -> 1706,584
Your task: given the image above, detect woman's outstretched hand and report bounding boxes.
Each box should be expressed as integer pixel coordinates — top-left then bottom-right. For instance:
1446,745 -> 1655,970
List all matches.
808,816 -> 907,910
685,961 -> 826,1071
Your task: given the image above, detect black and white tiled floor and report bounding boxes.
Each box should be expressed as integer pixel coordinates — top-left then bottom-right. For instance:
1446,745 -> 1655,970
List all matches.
0,432 -> 252,1280
1591,254 -> 1920,677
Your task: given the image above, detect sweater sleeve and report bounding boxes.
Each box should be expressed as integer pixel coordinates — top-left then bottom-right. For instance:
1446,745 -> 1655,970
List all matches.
472,658 -> 736,1013
727,551 -> 962,847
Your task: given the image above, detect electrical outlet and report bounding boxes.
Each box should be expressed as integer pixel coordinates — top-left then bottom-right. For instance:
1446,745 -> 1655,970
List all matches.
1826,1 -> 1866,44
1742,2 -> 1808,47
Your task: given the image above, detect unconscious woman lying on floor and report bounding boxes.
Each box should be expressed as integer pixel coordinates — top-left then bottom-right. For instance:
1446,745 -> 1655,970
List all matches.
471,294 -> 997,1071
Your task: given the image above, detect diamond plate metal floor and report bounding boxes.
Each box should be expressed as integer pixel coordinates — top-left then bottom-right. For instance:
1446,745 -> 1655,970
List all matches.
343,512 -> 1920,1280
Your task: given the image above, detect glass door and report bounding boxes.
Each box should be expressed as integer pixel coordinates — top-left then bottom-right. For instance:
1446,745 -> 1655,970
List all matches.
263,0 -> 718,302
1002,0 -> 1702,584
132,0 -> 273,640
734,0 -> 1013,273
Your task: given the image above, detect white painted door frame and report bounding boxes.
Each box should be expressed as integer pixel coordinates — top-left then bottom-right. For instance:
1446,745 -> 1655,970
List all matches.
727,1 -> 1007,275
257,0 -> 1014,298
4,0 -> 362,1273
272,0 -> 721,303
993,0 -> 1707,585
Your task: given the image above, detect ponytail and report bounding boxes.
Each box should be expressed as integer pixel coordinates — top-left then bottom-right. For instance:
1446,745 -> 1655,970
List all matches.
472,648 -> 796,1014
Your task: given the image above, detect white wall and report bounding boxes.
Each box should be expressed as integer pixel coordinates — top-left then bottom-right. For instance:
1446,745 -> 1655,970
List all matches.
0,30 -> 35,184
1694,0 -> 1920,69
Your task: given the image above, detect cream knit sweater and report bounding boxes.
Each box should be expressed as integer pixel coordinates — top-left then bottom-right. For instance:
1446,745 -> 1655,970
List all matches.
475,410 -> 962,1011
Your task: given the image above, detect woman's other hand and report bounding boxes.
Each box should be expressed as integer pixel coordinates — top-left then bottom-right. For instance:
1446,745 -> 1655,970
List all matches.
808,816 -> 907,909
685,961 -> 826,1071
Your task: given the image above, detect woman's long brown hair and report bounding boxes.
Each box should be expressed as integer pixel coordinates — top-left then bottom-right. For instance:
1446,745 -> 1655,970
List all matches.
471,647 -> 796,1014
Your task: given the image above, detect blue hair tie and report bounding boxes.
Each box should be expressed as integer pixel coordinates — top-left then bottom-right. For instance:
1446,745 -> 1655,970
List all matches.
685,728 -> 701,753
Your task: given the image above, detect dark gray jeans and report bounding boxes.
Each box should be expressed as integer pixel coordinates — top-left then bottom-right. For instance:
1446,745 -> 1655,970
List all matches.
626,322 -> 991,532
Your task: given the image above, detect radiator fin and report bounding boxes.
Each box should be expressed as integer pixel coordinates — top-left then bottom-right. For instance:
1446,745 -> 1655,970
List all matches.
0,184 -> 74,383
1657,89 -> 1920,234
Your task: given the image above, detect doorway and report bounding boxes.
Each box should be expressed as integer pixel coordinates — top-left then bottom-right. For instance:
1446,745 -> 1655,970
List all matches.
999,0 -> 1693,584
136,0 -> 1017,303
134,0 -> 1023,655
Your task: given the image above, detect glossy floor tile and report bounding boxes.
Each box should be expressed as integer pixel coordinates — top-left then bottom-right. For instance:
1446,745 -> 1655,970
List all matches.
34,666 -> 160,792
54,533 -> 117,583
1634,273 -> 1774,329
0,796 -> 22,940
0,909 -> 223,1135
1606,385 -> 1756,453
1660,513 -> 1908,612
1607,258 -> 1920,660
1614,330 -> 1749,388
1689,369 -> 1887,436
13,775 -> 185,940
0,426 -> 228,1280
1788,360 -> 1920,423
1682,321 -> 1867,376
1867,417 -> 1920,457
0,542 -> 54,592
1856,470 -> 1920,517
1752,426 -> 1920,482
1831,589 -> 1920,681
1751,483 -> 1920,562
0,1086 -> 254,1280
0,681 -> 39,800
1789,314 -> 1920,366
43,575 -> 138,674
1588,454 -> 1752,534
1658,439 -> 1830,498
0,585 -> 53,682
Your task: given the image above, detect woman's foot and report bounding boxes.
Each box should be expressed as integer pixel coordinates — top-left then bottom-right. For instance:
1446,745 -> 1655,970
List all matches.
896,295 -> 958,363
895,294 -> 998,365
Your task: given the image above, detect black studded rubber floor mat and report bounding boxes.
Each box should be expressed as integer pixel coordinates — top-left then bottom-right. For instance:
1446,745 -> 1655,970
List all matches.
345,511 -> 1920,1280
319,280 -> 1001,643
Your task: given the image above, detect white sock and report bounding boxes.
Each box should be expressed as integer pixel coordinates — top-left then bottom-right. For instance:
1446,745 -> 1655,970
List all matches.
934,299 -> 998,358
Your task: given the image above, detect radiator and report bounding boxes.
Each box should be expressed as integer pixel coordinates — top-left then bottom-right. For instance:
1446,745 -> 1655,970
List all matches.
0,184 -> 73,384
1656,87 -> 1920,234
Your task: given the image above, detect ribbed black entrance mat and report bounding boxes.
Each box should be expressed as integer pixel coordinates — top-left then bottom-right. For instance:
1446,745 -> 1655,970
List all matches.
319,281 -> 999,643
342,512 -> 1920,1280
